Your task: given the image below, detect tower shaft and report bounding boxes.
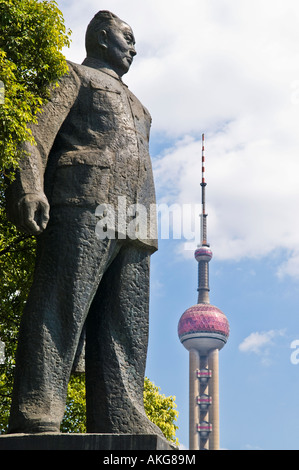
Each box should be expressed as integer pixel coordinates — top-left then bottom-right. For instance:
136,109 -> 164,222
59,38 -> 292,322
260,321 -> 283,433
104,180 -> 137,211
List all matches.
197,261 -> 210,304
201,212 -> 208,246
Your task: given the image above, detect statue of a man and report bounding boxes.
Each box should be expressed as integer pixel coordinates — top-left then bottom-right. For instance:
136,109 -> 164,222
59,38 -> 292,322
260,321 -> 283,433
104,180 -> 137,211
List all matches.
6,10 -> 160,436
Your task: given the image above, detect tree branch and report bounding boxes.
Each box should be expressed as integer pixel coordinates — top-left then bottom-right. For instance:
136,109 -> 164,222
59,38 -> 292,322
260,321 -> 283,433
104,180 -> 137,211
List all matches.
0,234 -> 34,256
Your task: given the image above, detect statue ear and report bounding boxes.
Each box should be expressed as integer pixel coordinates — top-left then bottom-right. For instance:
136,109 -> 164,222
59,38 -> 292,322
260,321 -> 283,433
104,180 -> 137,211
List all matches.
98,30 -> 108,50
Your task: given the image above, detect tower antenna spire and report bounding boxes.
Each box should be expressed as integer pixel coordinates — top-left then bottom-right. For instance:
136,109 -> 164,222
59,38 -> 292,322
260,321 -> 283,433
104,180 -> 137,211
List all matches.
201,133 -> 208,246
196,133 -> 212,304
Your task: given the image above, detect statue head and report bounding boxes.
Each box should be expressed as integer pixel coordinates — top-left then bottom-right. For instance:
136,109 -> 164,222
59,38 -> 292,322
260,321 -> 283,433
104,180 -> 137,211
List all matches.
85,10 -> 136,77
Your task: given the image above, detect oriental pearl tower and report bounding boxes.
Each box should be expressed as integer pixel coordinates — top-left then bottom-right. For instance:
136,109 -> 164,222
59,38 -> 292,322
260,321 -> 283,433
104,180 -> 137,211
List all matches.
178,135 -> 229,451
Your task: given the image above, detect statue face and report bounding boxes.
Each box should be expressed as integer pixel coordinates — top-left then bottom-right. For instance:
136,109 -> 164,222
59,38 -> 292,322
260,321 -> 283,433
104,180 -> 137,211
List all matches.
104,20 -> 136,76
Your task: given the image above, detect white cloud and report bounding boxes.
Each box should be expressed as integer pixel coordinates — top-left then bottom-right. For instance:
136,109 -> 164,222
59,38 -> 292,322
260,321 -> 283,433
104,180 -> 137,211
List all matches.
153,130 -> 299,265
239,330 -> 276,354
179,442 -> 188,450
239,329 -> 286,365
276,250 -> 299,279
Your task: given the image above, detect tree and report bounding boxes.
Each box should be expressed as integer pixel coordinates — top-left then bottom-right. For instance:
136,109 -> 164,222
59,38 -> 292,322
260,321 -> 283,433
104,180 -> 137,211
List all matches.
60,375 -> 86,434
144,377 -> 179,446
0,0 -> 71,173
60,375 -> 180,447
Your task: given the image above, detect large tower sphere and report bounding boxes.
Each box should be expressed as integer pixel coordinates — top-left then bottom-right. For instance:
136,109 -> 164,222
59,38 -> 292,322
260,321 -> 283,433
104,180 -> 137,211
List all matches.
178,304 -> 229,353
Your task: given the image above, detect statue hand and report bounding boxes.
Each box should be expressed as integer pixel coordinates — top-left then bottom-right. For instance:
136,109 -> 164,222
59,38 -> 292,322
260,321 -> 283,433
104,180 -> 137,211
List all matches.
17,193 -> 50,235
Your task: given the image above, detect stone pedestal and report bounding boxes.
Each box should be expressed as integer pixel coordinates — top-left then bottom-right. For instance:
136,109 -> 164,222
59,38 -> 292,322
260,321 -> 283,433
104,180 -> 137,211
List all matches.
0,433 -> 174,450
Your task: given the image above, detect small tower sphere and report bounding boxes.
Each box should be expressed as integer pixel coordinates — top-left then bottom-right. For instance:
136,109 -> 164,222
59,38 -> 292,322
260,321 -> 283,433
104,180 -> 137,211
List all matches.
194,246 -> 213,263
178,304 -> 229,354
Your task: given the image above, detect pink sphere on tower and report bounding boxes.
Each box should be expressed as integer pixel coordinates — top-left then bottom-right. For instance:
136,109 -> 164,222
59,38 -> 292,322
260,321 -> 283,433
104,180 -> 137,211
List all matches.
178,303 -> 229,353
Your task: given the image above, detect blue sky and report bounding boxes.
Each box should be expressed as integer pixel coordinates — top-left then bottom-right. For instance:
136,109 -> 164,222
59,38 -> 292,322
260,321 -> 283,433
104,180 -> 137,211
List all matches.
54,0 -> 299,449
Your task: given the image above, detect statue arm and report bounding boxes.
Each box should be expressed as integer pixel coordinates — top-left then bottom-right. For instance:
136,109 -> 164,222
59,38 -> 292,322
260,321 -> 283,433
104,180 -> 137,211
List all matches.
6,62 -> 81,234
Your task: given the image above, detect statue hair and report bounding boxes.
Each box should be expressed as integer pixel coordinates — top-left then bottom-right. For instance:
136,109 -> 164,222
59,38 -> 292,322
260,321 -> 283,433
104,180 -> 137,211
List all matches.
85,10 -> 122,57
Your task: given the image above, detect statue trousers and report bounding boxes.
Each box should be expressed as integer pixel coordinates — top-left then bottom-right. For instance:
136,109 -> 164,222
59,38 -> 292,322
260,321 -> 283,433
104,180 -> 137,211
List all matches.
8,205 -> 156,435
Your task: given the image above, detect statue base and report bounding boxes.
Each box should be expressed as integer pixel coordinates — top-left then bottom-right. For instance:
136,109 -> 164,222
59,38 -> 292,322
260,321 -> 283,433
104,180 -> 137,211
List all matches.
0,433 -> 174,450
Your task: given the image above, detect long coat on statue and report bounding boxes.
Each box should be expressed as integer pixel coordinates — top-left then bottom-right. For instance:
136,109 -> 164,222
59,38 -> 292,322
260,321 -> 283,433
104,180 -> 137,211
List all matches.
6,57 -> 160,436
7,57 -> 157,247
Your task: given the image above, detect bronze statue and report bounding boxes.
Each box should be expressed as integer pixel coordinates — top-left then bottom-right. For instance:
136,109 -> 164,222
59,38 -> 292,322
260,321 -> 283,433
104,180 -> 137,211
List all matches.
6,11 -> 160,436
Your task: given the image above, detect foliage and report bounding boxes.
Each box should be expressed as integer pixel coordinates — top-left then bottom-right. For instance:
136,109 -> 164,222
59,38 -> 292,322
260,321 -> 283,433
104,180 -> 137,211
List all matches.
60,375 -> 180,446
60,375 -> 86,434
0,193 -> 36,434
0,0 -> 71,174
144,377 -> 179,446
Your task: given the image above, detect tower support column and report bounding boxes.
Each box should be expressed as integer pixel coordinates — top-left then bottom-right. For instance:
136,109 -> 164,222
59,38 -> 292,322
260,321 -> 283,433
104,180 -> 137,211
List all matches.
189,349 -> 200,450
199,355 -> 209,450
208,348 -> 220,450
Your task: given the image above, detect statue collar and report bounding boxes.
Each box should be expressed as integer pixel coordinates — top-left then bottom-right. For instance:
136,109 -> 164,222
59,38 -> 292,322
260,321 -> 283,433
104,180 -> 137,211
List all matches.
82,57 -> 123,82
